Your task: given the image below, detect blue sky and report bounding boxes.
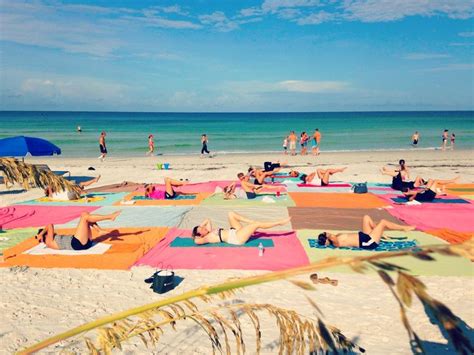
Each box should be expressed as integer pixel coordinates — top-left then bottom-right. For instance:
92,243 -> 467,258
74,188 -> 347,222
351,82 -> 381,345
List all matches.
0,0 -> 473,112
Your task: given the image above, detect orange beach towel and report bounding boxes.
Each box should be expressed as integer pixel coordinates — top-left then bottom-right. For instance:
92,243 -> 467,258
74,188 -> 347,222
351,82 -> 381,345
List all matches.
114,192 -> 211,206
288,192 -> 388,209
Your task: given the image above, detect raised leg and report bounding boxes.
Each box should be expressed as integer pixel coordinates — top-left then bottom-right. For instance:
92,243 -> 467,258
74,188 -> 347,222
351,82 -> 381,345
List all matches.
305,172 -> 317,183
164,177 -> 186,195
227,211 -> 253,229
413,176 -> 425,187
235,217 -> 291,244
368,219 -> 414,243
74,211 -> 121,244
79,175 -> 101,189
362,215 -> 376,235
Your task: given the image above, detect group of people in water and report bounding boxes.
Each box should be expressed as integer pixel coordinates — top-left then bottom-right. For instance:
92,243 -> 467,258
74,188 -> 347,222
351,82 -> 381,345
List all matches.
411,129 -> 456,150
37,158 -> 459,252
283,129 -> 322,156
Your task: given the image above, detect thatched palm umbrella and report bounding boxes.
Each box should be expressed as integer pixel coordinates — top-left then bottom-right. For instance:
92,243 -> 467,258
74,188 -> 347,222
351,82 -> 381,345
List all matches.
0,157 -> 81,195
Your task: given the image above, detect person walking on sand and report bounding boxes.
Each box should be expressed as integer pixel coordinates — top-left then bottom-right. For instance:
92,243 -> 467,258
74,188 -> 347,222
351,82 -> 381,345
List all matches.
411,131 -> 419,147
289,131 -> 297,156
450,133 -> 456,150
98,131 -> 107,161
441,129 -> 449,150
146,134 -> 155,156
312,129 -> 322,156
201,134 -> 210,157
283,136 -> 288,155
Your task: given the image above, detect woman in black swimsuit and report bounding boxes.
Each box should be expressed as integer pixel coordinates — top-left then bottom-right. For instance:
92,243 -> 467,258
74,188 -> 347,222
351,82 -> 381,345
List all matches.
403,177 -> 460,202
381,159 -> 425,191
291,167 -> 347,185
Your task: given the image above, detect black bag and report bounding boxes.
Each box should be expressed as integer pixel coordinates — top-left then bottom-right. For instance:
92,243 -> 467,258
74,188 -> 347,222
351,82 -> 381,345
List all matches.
145,268 -> 175,294
352,182 -> 368,194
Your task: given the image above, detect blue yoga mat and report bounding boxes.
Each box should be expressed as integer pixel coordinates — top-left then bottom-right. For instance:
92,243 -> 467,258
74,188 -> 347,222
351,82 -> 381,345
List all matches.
170,237 -> 275,248
391,197 -> 469,204
308,238 -> 417,252
133,194 -> 197,201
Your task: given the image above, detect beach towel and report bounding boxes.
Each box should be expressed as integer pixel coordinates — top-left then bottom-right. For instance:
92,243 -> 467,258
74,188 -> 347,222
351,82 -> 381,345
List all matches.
297,229 -> 473,276
143,181 -> 235,194
284,184 -> 352,193
133,194 -> 196,201
19,192 -> 128,207
0,228 -> 36,255
24,242 -> 111,255
426,229 -> 474,244
387,204 -> 474,232
289,192 -> 387,209
170,237 -> 275,248
135,228 -> 309,271
2,227 -> 168,270
86,182 -> 145,193
288,207 -> 406,230
179,206 -> 291,231
445,183 -> 474,196
297,183 -> 352,188
116,192 -> 210,206
57,206 -> 192,228
391,197 -> 470,204
307,238 -> 418,252
201,193 -> 295,207
0,205 -> 99,230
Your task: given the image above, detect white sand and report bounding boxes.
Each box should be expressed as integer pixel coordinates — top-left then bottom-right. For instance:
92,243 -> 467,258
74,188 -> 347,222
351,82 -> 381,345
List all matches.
0,150 -> 473,353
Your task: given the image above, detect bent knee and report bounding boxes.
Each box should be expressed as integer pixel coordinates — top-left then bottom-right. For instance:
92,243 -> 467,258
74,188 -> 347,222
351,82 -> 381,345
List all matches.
80,211 -> 90,218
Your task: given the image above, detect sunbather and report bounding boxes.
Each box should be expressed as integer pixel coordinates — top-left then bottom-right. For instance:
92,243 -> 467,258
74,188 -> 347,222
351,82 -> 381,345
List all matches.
238,172 -> 280,199
35,211 -> 121,251
248,167 -> 276,185
380,159 -> 425,191
317,215 -> 415,250
145,177 -> 190,200
192,211 -> 291,245
223,181 -> 237,199
290,167 -> 347,185
44,175 -> 101,200
263,161 -> 287,172
402,177 -> 460,202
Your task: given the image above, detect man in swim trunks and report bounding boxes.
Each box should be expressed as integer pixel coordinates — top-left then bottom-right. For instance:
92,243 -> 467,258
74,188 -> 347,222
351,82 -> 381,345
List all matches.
312,129 -> 321,156
98,131 -> 107,161
441,129 -> 448,150
144,177 -> 190,200
289,131 -> 297,156
290,167 -> 346,185
192,211 -> 291,245
35,210 -> 121,251
411,131 -> 419,146
44,175 -> 101,200
317,215 -> 414,250
238,172 -> 279,199
402,177 -> 460,202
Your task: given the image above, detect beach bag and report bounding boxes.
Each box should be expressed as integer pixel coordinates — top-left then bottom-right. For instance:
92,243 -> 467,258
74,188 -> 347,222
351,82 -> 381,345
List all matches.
145,268 -> 175,294
352,183 -> 368,194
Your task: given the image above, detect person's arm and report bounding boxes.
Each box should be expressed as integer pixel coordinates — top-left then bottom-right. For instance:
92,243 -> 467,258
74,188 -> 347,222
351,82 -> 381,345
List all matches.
200,219 -> 212,231
194,236 -> 208,245
328,234 -> 339,247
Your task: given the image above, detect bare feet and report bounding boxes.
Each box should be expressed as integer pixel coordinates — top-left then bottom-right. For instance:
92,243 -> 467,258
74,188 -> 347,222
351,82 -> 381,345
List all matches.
403,225 -> 416,232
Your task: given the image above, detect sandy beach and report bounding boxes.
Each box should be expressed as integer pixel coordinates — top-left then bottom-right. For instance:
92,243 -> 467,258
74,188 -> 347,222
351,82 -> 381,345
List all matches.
1,149 -> 473,353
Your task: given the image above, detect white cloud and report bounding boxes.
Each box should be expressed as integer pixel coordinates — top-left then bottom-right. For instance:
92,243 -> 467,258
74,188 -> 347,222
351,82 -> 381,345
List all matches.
342,0 -> 474,22
226,80 -> 350,94
296,11 -> 334,24
421,63 -> 474,72
403,53 -> 451,60
199,11 -> 261,32
239,7 -> 264,17
262,0 -> 320,13
459,31 -> 474,37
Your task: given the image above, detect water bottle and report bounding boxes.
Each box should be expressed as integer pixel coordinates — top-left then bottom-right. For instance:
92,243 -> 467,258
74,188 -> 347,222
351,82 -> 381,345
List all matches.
258,242 -> 264,257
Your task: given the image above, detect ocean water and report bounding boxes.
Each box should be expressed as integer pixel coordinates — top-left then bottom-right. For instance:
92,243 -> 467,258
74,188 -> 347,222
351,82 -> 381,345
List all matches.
0,111 -> 472,157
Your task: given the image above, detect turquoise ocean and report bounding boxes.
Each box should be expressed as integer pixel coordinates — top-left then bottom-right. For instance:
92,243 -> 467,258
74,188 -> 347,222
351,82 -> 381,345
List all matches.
0,111 -> 472,157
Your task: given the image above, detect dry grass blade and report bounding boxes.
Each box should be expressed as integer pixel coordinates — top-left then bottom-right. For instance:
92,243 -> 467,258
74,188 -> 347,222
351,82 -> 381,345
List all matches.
288,279 -> 316,290
305,295 -> 324,317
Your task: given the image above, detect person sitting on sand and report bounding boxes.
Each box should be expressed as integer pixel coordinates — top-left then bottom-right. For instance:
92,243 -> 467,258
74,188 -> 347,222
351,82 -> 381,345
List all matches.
317,215 -> 415,250
380,159 -> 426,191
145,177 -> 190,200
238,172 -> 280,199
289,167 -> 347,185
44,175 -> 101,200
402,177 -> 460,202
192,211 -> 291,245
35,211 -> 121,251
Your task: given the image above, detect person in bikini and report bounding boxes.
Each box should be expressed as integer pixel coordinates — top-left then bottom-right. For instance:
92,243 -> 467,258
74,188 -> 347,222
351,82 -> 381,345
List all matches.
35,210 -> 121,251
317,215 -> 415,250
237,172 -> 280,199
248,167 -> 278,185
192,211 -> 291,245
402,177 -> 460,202
289,167 -> 346,185
144,177 -> 190,200
44,175 -> 101,200
380,159 -> 426,191
147,134 -> 155,156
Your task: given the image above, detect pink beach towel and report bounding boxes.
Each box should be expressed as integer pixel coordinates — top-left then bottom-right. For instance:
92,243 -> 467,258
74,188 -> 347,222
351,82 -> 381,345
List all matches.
297,183 -> 352,188
0,205 -> 99,230
135,228 -> 309,271
386,204 -> 474,232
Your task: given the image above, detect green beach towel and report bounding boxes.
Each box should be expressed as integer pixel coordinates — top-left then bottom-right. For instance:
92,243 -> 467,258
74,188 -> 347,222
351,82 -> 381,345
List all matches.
170,237 -> 274,248
133,195 -> 197,201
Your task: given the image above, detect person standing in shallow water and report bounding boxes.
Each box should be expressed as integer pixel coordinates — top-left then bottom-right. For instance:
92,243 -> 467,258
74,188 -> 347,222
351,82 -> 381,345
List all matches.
147,134 -> 155,156
450,133 -> 456,150
98,131 -> 107,162
201,134 -> 210,157
312,128 -> 321,156
441,129 -> 448,150
411,131 -> 419,147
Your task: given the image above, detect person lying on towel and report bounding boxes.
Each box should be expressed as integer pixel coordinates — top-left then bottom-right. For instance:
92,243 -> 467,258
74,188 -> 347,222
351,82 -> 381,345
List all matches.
144,177 -> 192,200
289,167 -> 346,185
317,215 -> 414,250
35,211 -> 121,251
44,175 -> 101,201
402,177 -> 460,202
237,172 -> 281,199
191,211 -> 291,245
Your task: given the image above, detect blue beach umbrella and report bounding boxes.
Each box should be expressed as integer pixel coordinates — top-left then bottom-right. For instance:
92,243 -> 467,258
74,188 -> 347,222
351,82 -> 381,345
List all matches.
0,136 -> 61,157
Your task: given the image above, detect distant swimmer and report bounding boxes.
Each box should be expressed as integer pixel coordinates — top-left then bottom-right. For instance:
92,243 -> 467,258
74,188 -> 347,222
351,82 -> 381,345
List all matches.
450,133 -> 456,150
77,125 -> 82,133
411,131 -> 419,146
147,134 -> 155,156
98,131 -> 107,162
312,128 -> 322,156
441,129 -> 449,150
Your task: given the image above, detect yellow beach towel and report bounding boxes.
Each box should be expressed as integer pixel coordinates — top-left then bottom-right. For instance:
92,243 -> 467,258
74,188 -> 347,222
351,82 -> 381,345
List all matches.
37,196 -> 105,203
